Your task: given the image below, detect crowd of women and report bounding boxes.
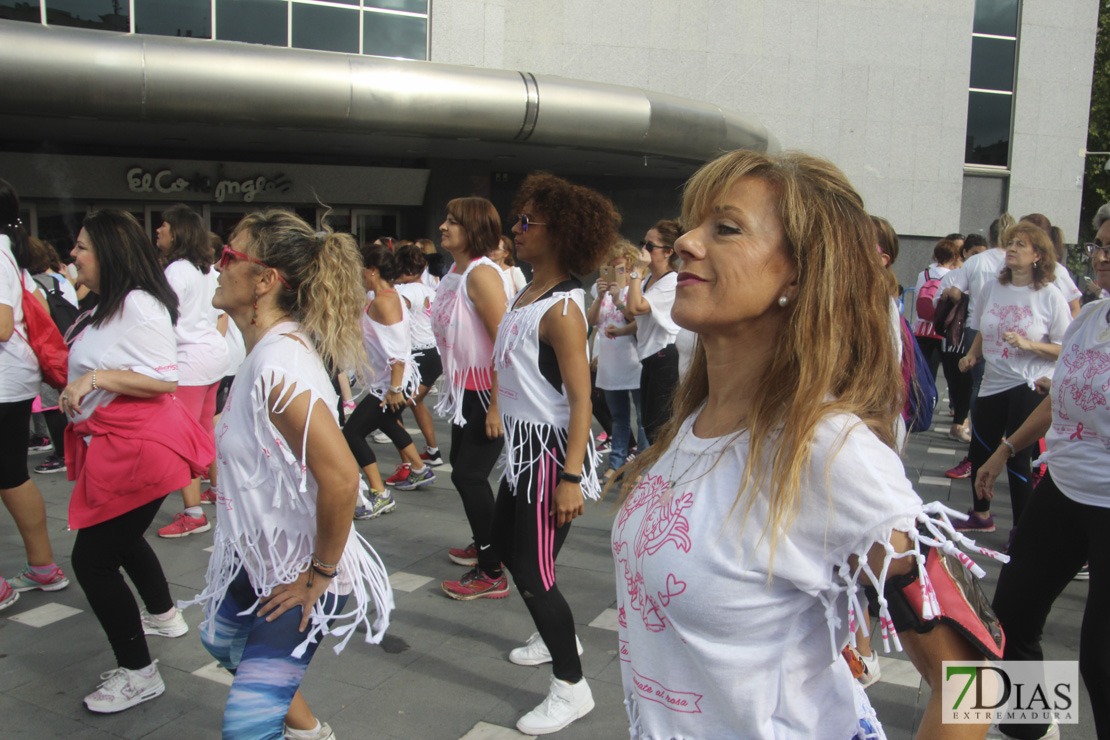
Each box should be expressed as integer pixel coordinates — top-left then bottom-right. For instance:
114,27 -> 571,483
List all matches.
0,143 -> 1106,740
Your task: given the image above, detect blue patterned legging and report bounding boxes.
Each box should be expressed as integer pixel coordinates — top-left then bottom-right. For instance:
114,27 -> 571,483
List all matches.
201,568 -> 347,740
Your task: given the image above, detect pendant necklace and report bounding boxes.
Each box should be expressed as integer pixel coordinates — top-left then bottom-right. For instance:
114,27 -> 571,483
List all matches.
514,275 -> 568,310
664,420 -> 746,491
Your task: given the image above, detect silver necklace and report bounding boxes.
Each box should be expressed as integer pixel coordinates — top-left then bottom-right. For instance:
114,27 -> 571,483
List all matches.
664,421 -> 745,491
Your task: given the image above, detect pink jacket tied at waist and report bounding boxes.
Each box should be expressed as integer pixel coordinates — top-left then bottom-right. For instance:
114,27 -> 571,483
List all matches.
65,393 -> 215,529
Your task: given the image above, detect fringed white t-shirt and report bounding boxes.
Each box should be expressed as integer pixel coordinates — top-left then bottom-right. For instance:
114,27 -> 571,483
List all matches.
183,322 -> 393,658
612,409 -> 1006,739
361,297 -> 420,401
494,286 -> 601,502
395,281 -> 437,351
430,257 -> 503,425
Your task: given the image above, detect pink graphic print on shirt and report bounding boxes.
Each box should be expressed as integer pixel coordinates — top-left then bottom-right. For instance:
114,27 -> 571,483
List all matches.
987,303 -> 1034,358
1057,344 -> 1110,420
614,473 -> 694,633
429,281 -> 458,352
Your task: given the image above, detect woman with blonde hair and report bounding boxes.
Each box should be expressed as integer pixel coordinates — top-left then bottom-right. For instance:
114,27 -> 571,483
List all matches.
185,210 -> 392,739
587,238 -> 647,474
612,150 -> 1002,739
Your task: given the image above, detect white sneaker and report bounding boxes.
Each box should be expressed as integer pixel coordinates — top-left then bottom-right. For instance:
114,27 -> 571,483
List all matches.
284,719 -> 336,739
371,430 -> 391,444
84,662 -> 165,713
509,631 -> 584,666
141,607 -> 189,638
858,650 -> 881,688
516,675 -> 594,735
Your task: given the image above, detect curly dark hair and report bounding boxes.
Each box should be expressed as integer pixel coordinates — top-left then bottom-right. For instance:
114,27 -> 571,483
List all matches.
393,243 -> 427,277
511,172 -> 621,275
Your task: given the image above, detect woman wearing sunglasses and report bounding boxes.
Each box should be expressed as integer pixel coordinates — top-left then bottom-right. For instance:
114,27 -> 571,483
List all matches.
977,234 -> 1110,740
153,204 -> 230,539
621,220 -> 682,443
60,209 -> 213,713
186,212 -> 392,740
493,173 -> 618,735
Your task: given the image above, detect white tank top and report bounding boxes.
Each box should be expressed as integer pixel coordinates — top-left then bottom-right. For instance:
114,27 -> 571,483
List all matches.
361,292 -> 419,400
493,286 -> 600,502
395,281 -> 437,351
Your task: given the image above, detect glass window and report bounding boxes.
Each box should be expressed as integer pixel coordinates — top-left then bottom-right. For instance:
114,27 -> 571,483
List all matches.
365,0 -> 428,13
292,3 -> 359,54
0,1 -> 42,23
973,0 -> 1019,37
965,91 -> 1012,167
216,0 -> 287,47
970,36 -> 1016,91
309,0 -> 359,5
136,0 -> 211,38
44,0 -> 127,32
363,12 -> 426,59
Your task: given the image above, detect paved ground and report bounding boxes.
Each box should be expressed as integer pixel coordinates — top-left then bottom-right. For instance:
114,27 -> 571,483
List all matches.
1,389 -> 1096,739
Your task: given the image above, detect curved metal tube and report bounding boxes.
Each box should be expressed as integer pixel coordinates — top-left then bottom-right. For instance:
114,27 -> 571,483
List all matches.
0,22 -> 777,161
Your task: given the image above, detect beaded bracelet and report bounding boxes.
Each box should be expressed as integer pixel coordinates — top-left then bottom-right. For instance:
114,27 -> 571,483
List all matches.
92,369 -> 98,390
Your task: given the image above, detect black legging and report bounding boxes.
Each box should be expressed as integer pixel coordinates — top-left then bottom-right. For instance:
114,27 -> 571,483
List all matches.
940,350 -> 971,425
449,390 -> 504,575
640,344 -> 679,445
915,335 -> 942,383
0,399 -> 33,488
968,384 -> 1043,519
71,496 -> 174,670
993,472 -> 1110,739
490,426 -> 581,684
342,394 -> 413,468
43,408 -> 67,459
589,367 -> 612,437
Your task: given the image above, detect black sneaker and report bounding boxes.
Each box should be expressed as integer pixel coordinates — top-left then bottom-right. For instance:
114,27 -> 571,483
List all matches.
419,447 -> 444,467
28,435 -> 52,453
34,456 -> 66,474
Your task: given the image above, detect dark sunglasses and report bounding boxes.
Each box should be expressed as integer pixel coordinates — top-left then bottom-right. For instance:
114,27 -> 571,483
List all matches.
219,245 -> 292,289
640,240 -> 669,251
515,214 -> 547,232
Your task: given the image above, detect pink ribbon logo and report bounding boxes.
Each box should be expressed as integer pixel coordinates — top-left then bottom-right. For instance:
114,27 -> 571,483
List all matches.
1070,423 -> 1085,441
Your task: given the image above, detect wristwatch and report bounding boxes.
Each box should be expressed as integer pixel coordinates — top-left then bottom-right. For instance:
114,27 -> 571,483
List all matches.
629,271 -> 640,280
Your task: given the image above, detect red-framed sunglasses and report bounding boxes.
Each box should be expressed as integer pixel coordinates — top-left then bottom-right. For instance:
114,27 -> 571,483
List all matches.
219,245 -> 292,289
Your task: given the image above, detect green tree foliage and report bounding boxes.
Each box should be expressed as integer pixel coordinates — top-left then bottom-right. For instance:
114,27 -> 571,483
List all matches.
1080,0 -> 1110,247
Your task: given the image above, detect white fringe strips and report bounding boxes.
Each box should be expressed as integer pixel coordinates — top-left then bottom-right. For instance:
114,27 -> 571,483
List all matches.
181,368 -> 394,658
433,366 -> 492,427
499,415 -> 602,504
826,501 -> 1009,661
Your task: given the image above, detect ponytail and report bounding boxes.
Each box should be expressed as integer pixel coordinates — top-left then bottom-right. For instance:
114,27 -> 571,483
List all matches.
229,210 -> 369,379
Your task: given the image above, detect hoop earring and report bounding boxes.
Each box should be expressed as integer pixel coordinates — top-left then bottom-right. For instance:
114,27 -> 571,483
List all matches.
250,293 -> 259,326
778,295 -> 789,307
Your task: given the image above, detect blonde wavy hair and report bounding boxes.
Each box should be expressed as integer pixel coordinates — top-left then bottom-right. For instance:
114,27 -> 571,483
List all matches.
617,150 -> 903,568
230,210 -> 368,380
609,238 -> 641,268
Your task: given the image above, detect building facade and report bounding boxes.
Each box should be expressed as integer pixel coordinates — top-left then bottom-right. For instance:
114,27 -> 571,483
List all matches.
0,0 -> 1100,289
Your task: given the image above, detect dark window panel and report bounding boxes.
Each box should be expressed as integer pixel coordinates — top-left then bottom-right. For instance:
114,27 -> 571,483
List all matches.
965,91 -> 1012,167
44,0 -> 128,32
365,0 -> 428,14
0,1 -> 41,23
135,0 -> 210,39
363,12 -> 426,59
973,0 -> 1019,38
216,0 -> 287,47
970,36 -> 1016,92
300,0 -> 359,5
292,3 -> 359,54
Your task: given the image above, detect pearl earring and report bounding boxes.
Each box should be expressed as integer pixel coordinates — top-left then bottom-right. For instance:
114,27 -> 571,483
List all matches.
778,296 -> 789,307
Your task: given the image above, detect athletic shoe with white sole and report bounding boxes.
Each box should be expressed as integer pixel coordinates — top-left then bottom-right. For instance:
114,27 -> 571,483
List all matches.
419,447 -> 443,466
393,465 -> 436,491
509,631 -> 584,666
0,580 -> 18,612
84,662 -> 165,713
8,563 -> 69,592
284,720 -> 336,739
516,675 -> 594,735
141,607 -> 189,638
157,512 -> 212,538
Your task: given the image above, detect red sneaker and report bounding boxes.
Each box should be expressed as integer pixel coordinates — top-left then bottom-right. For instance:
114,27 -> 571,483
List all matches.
158,512 -> 211,538
385,463 -> 411,485
945,457 -> 971,479
441,568 -> 509,600
448,543 -> 478,566
200,488 -> 218,505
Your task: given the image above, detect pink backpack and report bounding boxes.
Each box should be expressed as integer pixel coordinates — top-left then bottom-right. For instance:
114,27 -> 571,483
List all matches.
915,269 -> 941,322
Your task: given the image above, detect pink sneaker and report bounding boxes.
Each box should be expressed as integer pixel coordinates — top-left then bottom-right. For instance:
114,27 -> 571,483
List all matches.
200,488 -> 218,505
945,457 -> 972,479
158,512 -> 211,539
448,543 -> 478,566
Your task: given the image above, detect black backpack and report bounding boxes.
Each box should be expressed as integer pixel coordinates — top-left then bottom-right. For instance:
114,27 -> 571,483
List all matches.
31,274 -> 81,336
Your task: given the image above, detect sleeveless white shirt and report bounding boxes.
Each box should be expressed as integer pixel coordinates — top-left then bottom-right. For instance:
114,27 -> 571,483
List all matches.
361,295 -> 420,401
493,287 -> 601,502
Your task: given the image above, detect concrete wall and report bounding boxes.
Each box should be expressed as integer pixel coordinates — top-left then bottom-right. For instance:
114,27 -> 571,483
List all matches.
430,0 -> 1097,244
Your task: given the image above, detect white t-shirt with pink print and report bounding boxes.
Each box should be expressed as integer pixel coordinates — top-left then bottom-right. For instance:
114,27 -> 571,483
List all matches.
970,280 -> 1070,397
1042,299 -> 1110,508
